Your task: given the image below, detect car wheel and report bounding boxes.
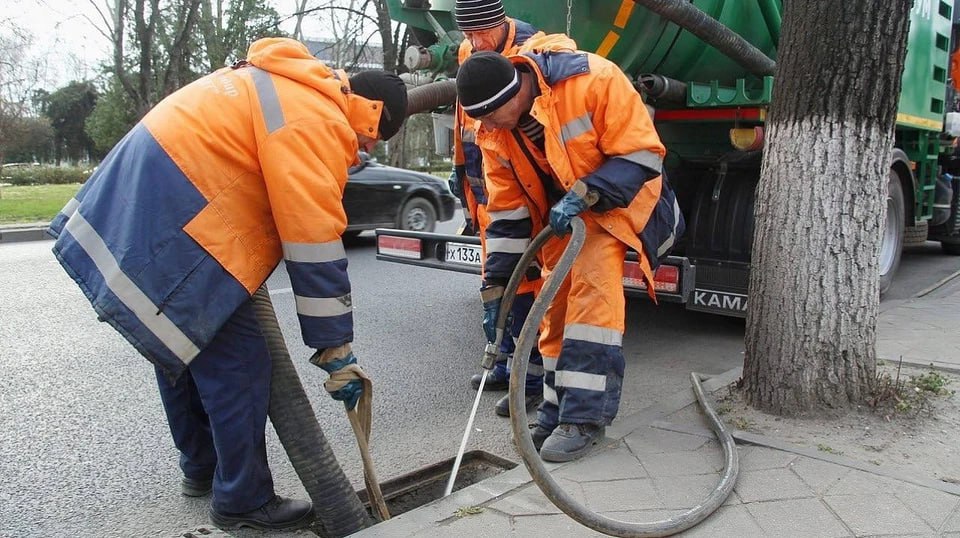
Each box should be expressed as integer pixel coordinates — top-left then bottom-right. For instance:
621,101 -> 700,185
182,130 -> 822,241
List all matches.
398,197 -> 437,232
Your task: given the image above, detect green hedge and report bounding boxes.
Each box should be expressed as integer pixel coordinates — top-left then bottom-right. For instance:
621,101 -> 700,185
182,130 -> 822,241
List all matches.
1,166 -> 94,186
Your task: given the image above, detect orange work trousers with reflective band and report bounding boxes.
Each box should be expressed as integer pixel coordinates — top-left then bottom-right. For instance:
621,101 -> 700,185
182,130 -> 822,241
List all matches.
537,215 -> 627,428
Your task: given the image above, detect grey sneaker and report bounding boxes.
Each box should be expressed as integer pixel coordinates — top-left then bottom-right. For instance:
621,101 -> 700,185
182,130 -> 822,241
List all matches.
539,423 -> 605,462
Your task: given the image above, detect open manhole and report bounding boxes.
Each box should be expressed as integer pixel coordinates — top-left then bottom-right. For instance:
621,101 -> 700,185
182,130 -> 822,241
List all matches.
356,450 -> 517,518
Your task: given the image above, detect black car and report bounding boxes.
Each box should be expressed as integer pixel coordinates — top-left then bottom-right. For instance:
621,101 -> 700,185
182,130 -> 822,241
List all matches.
342,152 -> 457,238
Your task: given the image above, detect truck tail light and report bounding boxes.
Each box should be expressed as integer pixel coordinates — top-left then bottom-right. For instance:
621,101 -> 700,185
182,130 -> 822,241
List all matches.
623,261 -> 680,293
377,235 -> 422,260
729,126 -> 764,151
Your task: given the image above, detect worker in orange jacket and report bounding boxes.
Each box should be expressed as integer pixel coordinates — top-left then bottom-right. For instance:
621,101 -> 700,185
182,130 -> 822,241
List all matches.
452,0 -> 576,417
456,50 -> 684,462
49,38 -> 407,530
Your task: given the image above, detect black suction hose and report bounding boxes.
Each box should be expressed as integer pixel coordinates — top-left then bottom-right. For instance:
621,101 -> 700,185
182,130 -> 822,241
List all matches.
501,218 -> 739,537
251,286 -> 372,537
405,79 -> 458,115
637,74 -> 688,104
631,0 -> 777,77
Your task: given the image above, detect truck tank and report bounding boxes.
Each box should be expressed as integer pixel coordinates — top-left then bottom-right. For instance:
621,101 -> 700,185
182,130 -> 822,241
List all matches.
499,0 -> 778,84
390,0 -> 780,85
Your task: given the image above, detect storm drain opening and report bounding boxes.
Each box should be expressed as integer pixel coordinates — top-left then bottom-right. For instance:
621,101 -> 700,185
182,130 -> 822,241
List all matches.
356,450 -> 516,518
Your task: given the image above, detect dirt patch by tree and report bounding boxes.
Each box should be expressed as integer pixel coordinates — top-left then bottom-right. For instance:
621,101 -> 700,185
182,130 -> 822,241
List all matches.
714,362 -> 960,484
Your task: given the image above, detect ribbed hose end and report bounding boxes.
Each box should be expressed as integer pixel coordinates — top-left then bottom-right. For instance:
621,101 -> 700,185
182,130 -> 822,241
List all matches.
252,287 -> 372,537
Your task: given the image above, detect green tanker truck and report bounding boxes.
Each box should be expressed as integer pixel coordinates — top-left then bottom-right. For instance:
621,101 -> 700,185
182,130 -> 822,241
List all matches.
375,0 -> 960,317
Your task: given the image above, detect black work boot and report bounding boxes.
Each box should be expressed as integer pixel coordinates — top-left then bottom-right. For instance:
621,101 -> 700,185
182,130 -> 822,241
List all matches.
539,423 -> 606,463
495,391 -> 544,417
209,495 -> 314,531
469,370 -> 509,391
181,476 -> 213,497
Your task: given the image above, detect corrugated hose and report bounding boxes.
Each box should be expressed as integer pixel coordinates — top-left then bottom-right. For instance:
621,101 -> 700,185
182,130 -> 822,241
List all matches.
496,217 -> 740,537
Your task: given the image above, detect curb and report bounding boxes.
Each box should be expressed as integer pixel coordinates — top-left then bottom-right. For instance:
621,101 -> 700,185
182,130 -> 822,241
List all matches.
0,225 -> 51,244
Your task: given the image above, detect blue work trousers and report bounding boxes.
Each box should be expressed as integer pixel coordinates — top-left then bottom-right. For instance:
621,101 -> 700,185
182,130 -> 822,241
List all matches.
493,291 -> 545,392
155,300 -> 274,514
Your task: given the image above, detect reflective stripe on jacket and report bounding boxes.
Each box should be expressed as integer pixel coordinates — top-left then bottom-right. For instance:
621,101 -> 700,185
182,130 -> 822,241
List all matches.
49,38 -> 381,378
478,50 -> 683,299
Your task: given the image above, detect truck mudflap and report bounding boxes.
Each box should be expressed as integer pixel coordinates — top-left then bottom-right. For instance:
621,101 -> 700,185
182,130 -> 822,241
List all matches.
374,228 -> 696,304
685,260 -> 750,318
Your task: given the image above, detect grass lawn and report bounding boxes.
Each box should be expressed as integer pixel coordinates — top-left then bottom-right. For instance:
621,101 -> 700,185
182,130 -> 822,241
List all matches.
0,183 -> 82,224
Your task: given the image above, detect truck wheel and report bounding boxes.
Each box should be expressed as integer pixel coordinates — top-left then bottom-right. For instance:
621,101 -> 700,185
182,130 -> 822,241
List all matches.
879,170 -> 905,296
398,197 -> 437,232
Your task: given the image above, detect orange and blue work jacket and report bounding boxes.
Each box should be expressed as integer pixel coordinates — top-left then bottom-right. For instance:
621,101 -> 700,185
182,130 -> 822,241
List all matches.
453,17 -> 540,225
49,38 -> 383,379
477,50 -> 684,298
452,21 -> 576,289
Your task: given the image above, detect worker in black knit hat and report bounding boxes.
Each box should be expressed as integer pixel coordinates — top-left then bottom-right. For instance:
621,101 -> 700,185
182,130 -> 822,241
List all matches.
455,47 -> 684,464
349,69 -> 408,142
452,0 -> 578,421
48,37 -> 410,531
457,51 -> 523,123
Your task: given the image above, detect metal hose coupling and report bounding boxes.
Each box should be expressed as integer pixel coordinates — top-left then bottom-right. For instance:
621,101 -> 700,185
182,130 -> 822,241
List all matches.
481,343 -> 500,370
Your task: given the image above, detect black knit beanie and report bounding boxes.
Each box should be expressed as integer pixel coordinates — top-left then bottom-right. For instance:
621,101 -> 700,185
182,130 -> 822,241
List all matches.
349,70 -> 408,141
457,51 -> 520,118
455,0 -> 506,31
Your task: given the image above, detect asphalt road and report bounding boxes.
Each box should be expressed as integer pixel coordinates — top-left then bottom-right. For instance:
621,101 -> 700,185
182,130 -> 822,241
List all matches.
1,219 -> 957,537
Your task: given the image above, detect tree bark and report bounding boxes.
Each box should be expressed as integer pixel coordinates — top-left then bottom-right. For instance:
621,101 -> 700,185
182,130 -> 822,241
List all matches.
743,1 -> 911,415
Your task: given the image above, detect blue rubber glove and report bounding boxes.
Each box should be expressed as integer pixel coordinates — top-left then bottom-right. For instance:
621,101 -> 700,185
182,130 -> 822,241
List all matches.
549,187 -> 591,236
480,285 -> 504,343
312,350 -> 363,410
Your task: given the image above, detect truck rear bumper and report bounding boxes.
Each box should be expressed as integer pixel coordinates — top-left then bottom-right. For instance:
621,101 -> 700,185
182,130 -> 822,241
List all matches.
374,228 -> 696,305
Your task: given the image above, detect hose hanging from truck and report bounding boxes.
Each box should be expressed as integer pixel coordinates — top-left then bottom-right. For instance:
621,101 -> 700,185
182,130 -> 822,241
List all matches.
631,0 -> 777,78
405,79 -> 458,115
495,217 -> 740,537
251,286 -> 373,537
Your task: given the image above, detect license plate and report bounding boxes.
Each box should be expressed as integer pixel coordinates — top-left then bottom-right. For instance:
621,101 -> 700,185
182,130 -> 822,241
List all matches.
445,241 -> 482,266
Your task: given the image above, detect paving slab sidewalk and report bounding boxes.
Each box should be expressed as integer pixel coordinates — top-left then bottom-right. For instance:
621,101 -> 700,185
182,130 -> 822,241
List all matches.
353,278 -> 960,537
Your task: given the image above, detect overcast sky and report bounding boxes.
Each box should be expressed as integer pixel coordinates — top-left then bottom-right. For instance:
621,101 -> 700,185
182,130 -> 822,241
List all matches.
1,0 -> 111,88
0,0 -> 355,91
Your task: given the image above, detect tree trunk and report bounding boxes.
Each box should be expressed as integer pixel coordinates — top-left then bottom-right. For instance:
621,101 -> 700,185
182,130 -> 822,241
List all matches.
743,1 -> 911,416
292,0 -> 309,41
388,124 -> 406,168
373,0 -> 398,71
